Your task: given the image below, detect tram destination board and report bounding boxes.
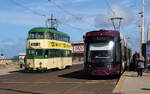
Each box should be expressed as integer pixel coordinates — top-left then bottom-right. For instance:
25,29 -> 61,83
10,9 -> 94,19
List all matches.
85,36 -> 114,42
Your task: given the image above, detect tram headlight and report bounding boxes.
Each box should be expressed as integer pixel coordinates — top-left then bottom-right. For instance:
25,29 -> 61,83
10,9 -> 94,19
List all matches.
109,41 -> 114,49
88,64 -> 92,68
107,64 -> 112,68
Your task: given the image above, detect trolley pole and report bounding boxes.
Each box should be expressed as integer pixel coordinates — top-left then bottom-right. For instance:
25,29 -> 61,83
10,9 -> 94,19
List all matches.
110,17 -> 123,31
46,13 -> 57,29
140,0 -> 145,48
50,13 -> 54,28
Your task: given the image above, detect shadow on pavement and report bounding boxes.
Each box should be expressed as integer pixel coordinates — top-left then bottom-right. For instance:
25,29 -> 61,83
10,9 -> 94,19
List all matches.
8,68 -> 61,74
59,70 -> 120,80
0,88 -> 43,94
9,70 -> 20,73
141,88 -> 150,90
124,74 -> 137,77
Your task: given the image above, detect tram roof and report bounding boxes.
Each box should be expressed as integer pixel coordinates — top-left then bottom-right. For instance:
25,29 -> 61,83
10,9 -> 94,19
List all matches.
120,33 -> 131,49
29,27 -> 69,37
84,29 -> 131,49
85,29 -> 120,37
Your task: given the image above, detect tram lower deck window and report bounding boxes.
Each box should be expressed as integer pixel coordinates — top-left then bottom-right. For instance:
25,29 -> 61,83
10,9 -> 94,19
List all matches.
35,49 -> 43,56
28,49 -> 34,56
66,50 -> 72,57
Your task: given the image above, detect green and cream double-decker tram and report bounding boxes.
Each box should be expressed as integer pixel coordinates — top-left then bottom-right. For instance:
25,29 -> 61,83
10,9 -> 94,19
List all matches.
25,27 -> 72,71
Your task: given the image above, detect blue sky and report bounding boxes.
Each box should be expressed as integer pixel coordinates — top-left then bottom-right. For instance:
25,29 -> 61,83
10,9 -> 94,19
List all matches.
0,0 -> 150,58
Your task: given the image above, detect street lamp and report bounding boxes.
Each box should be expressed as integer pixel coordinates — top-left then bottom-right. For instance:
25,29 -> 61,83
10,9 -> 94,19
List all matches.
110,17 -> 123,31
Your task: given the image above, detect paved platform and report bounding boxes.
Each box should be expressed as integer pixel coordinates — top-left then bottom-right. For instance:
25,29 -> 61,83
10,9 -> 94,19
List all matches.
113,70 -> 150,94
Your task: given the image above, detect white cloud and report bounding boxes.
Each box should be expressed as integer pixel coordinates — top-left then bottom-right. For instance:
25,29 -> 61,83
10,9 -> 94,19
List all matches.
0,38 -> 26,58
1,39 -> 15,46
119,0 -> 135,8
94,4 -> 135,29
4,42 -> 14,46
0,11 -> 46,26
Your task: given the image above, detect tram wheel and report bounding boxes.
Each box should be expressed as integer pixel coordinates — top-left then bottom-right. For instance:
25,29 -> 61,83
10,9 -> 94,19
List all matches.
65,66 -> 69,69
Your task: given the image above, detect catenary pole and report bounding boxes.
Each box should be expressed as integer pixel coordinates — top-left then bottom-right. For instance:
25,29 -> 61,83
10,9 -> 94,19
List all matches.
140,0 -> 145,47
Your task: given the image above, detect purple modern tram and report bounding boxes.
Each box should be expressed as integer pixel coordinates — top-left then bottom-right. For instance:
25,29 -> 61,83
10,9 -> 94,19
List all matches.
83,30 -> 131,76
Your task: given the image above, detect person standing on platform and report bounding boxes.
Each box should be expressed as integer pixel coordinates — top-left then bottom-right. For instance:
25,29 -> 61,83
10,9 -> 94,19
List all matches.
19,57 -> 24,69
137,53 -> 145,77
132,51 -> 139,71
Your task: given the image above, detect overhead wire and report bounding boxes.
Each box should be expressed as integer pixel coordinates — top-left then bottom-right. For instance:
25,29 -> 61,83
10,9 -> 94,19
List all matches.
48,0 -> 95,29
47,0 -> 90,31
9,0 -> 93,31
48,0 -> 82,21
57,20 -> 84,31
105,0 -> 116,15
9,0 -> 81,30
9,0 -> 47,18
104,0 -> 137,48
120,18 -> 140,51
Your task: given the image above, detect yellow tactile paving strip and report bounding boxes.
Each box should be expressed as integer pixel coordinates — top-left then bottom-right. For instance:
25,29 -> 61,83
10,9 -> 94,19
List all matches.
113,71 -> 128,93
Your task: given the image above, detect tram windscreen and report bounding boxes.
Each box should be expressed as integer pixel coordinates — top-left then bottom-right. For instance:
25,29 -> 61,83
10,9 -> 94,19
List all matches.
88,41 -> 114,63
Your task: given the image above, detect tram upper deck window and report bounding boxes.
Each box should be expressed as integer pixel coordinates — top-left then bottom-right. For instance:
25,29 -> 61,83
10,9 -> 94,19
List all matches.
45,33 -> 49,39
28,49 -> 34,56
68,37 -> 70,42
56,34 -> 58,40
35,49 -> 43,56
53,34 -> 56,40
60,35 -> 63,41
37,32 -> 44,39
45,32 -> 53,39
50,33 -> 54,39
29,32 -> 36,39
65,37 -> 67,42
63,37 -> 69,42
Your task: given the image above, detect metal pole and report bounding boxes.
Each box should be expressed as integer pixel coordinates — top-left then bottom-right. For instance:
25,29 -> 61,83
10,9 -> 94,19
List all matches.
51,13 -> 53,28
141,0 -> 144,46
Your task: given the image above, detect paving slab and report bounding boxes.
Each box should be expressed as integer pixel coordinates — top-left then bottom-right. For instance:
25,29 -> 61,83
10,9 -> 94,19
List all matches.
120,71 -> 150,94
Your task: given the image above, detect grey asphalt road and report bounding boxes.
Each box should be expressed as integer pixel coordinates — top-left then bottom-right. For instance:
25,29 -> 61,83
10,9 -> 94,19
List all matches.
0,64 -> 119,94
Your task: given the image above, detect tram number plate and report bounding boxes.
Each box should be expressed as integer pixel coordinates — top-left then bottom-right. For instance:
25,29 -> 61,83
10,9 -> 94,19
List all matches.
31,43 -> 40,46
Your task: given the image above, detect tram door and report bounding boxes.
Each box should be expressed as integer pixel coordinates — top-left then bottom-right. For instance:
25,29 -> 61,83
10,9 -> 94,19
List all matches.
60,50 -> 64,69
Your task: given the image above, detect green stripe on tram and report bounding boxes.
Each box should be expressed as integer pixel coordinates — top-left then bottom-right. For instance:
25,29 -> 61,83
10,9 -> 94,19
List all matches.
26,49 -> 72,59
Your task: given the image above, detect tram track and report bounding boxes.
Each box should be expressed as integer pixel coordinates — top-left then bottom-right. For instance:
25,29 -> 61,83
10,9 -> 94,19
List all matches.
59,79 -> 110,94
17,64 -> 84,91
92,80 -> 112,94
60,80 -> 89,94
0,64 -> 118,94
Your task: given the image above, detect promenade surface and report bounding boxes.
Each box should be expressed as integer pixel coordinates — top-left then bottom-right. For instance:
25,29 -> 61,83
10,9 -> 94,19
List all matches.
114,70 -> 150,94
0,64 -> 117,94
0,61 -> 83,76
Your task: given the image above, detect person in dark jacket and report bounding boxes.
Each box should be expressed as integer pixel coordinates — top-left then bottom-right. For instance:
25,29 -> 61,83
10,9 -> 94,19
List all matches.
132,51 -> 139,71
137,53 -> 145,77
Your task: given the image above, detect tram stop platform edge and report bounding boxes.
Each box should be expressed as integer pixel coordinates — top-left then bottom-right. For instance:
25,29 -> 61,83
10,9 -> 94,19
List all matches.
113,70 -> 150,94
